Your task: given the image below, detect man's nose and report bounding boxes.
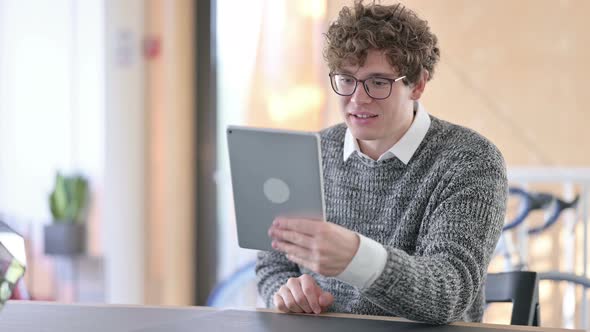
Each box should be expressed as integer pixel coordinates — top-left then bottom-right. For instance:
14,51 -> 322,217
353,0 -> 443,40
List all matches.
350,82 -> 372,104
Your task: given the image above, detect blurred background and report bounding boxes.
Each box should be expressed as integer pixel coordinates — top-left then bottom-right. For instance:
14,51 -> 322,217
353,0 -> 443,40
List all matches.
0,0 -> 589,329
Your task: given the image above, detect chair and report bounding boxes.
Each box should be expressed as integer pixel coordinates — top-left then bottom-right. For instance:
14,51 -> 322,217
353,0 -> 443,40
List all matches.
485,271 -> 540,326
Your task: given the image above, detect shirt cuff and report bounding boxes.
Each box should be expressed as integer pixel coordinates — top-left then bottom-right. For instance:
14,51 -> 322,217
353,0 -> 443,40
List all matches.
335,233 -> 387,289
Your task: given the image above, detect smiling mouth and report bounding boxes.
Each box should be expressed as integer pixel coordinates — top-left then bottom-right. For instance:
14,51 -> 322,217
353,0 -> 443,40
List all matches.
350,114 -> 378,119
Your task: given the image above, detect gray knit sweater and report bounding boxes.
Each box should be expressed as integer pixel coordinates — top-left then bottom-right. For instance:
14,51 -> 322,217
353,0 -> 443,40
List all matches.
256,115 -> 508,324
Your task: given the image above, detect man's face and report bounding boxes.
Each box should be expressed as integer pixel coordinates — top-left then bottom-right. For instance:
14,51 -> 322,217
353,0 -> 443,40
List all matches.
336,50 -> 416,148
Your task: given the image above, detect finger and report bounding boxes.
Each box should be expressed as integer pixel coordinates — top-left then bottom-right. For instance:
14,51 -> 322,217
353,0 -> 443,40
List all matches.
286,278 -> 313,313
273,293 -> 288,312
278,286 -> 303,313
300,275 -> 322,314
273,218 -> 320,236
269,229 -> 314,248
272,240 -> 312,258
284,254 -> 313,272
319,291 -> 334,309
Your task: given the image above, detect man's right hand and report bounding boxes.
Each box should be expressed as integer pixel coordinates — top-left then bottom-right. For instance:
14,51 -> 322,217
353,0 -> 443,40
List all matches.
273,274 -> 334,314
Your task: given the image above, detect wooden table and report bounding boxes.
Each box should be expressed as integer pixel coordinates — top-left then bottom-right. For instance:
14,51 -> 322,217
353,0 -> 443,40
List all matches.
0,301 -> 579,332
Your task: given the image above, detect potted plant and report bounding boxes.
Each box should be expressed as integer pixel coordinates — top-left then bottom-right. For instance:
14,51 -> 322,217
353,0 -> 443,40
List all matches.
43,172 -> 89,256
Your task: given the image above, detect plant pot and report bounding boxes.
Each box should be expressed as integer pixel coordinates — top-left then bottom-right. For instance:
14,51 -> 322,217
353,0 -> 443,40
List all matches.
43,223 -> 85,256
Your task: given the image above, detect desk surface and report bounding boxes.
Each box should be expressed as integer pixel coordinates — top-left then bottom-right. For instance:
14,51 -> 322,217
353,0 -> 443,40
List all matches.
0,301 -> 578,332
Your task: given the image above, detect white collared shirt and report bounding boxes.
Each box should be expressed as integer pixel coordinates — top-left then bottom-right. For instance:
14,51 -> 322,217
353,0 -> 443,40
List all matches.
336,102 -> 431,289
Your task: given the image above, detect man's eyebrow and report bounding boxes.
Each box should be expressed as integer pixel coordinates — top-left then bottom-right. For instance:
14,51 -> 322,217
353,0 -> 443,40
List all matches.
335,68 -> 355,75
336,69 -> 400,78
366,72 -> 399,78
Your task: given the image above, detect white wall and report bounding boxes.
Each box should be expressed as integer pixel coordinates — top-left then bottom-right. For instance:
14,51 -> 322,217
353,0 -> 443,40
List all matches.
0,0 -> 77,221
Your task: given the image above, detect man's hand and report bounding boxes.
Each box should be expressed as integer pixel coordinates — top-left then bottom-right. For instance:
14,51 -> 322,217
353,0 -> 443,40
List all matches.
268,217 -> 360,276
274,274 -> 334,314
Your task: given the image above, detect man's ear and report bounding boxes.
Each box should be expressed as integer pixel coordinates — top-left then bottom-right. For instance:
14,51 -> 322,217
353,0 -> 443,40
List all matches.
410,69 -> 429,100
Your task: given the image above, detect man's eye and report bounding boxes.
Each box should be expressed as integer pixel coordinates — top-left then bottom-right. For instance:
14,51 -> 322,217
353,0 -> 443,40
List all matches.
371,79 -> 389,87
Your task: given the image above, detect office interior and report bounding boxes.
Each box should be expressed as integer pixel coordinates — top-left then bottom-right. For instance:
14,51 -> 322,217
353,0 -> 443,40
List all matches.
0,0 -> 588,329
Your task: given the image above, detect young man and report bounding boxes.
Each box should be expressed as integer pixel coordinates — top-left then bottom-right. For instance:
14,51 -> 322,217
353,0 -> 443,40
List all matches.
257,1 -> 507,324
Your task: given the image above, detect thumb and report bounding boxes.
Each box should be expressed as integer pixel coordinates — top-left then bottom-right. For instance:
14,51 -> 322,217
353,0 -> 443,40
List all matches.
319,291 -> 334,308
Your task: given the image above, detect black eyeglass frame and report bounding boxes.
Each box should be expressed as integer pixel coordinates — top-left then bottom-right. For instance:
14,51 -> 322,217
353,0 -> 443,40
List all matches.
328,73 -> 407,100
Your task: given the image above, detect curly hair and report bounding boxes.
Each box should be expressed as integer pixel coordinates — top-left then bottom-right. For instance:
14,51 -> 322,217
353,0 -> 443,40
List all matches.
324,0 -> 440,85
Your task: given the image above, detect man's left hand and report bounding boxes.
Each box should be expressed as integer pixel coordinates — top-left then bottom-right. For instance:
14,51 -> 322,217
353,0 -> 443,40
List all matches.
268,218 -> 360,276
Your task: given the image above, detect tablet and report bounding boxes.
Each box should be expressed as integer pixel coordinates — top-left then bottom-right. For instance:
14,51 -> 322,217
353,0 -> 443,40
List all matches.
227,125 -> 326,251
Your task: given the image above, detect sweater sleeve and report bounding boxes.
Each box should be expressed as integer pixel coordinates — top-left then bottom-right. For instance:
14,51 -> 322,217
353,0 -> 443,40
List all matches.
360,152 -> 508,324
256,250 -> 301,308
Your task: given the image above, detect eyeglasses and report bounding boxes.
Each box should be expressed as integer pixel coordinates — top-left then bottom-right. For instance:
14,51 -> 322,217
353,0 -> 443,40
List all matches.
329,73 -> 406,100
